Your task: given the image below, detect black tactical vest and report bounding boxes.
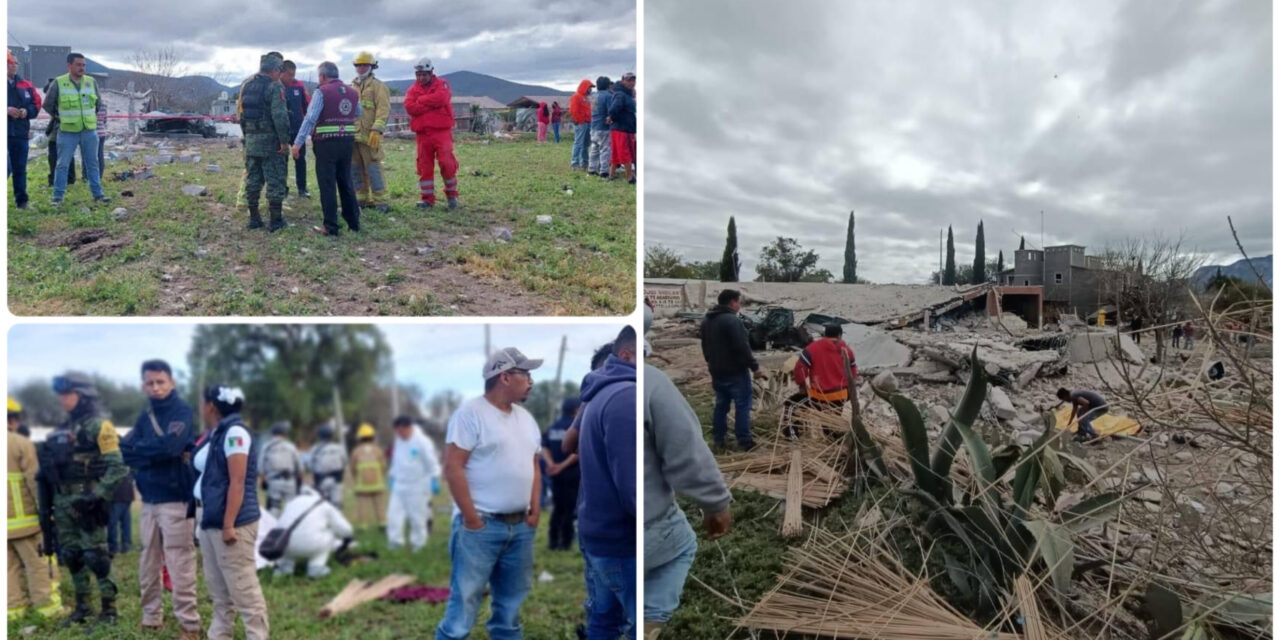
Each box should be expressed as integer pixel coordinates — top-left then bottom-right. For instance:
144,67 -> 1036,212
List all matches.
240,75 -> 272,133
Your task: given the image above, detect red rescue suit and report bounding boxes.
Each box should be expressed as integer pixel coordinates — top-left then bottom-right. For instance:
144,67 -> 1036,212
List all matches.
404,76 -> 457,205
793,338 -> 857,401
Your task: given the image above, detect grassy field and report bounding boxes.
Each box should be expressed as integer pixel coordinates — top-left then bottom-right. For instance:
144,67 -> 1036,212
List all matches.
8,133 -> 635,316
8,491 -> 588,640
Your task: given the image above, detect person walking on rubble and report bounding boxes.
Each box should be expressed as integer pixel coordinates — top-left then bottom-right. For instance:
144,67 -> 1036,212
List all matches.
700,289 -> 763,451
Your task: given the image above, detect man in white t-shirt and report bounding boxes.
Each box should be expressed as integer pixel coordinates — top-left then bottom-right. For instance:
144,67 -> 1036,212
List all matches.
436,347 -> 544,640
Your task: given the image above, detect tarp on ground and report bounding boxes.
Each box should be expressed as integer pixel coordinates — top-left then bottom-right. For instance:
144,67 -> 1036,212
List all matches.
1054,405 -> 1142,437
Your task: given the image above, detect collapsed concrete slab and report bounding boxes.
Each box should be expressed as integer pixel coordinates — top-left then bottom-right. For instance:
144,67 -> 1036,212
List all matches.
843,324 -> 912,372
1068,331 -> 1146,365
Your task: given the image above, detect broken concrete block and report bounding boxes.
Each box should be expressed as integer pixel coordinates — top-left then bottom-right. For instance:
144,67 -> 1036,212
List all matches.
206,164 -> 222,174
536,215 -> 553,224
145,154 -> 174,164
176,153 -> 201,164
871,370 -> 899,394
987,386 -> 1017,420
929,404 -> 950,426
110,207 -> 129,220
493,227 -> 513,242
1116,333 -> 1145,365
181,185 -> 207,197
1214,482 -> 1237,498
1014,430 -> 1038,446
1016,362 -> 1042,389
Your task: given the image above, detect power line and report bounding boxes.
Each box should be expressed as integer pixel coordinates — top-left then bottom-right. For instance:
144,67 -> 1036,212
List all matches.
8,30 -> 25,48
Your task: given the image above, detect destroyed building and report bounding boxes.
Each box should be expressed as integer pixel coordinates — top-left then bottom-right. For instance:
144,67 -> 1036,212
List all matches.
998,243 -> 1110,318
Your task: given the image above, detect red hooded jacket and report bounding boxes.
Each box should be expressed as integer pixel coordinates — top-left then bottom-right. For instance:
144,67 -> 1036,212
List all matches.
550,102 -> 562,123
404,76 -> 455,133
536,102 -> 550,124
569,79 -> 592,124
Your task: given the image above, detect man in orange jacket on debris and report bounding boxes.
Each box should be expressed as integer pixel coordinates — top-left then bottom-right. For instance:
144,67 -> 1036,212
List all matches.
793,324 -> 856,409
403,57 -> 458,210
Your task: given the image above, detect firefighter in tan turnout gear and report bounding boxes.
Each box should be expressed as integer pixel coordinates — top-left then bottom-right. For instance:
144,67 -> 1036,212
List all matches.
349,423 -> 387,529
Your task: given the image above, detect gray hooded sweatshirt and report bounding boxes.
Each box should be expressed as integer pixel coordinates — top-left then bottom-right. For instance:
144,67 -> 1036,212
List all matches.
643,362 -> 732,568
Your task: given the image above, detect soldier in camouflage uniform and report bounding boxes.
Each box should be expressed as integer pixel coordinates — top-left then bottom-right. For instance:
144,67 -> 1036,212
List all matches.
237,53 -> 292,231
37,372 -> 127,626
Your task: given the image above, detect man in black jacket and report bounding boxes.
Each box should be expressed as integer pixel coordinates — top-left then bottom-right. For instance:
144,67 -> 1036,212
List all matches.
700,289 -> 761,450
8,51 -> 40,209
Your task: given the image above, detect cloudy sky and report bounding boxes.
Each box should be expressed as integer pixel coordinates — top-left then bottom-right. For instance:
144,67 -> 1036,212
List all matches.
7,323 -> 626,402
645,0 -> 1272,283
8,0 -> 635,90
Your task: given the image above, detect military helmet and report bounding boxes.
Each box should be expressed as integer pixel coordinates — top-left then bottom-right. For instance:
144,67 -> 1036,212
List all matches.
317,422 -> 335,441
52,371 -> 98,398
357,423 -> 375,439
7,396 -> 21,415
270,421 -> 291,436
260,54 -> 282,73
353,51 -> 377,67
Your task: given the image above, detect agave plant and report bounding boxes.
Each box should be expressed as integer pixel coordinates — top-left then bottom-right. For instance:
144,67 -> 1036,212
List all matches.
858,348 -> 1125,616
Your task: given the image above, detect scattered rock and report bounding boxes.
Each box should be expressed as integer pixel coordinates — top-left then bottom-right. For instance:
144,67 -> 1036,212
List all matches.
161,274 -> 173,282
146,154 -> 174,164
206,164 -> 222,174
987,386 -> 1017,420
195,248 -> 209,258
110,207 -> 129,220
1014,430 -> 1038,446
929,404 -> 950,426
176,153 -> 201,164
1214,482 -> 1237,498
871,370 -> 899,394
181,185 -> 207,197
415,246 -> 435,256
493,227 -> 513,242
1173,451 -> 1194,462
290,286 -> 299,295
536,215 -> 553,224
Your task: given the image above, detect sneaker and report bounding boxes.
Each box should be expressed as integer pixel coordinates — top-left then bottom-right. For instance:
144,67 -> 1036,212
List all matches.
376,204 -> 390,213
416,201 -> 433,210
94,195 -> 111,204
51,198 -> 62,207
298,191 -> 312,198
447,198 -> 459,210
15,201 -> 27,209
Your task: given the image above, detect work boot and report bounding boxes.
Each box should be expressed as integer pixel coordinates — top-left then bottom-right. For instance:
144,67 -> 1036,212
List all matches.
447,197 -> 459,210
97,597 -> 118,624
247,204 -> 264,230
375,204 -> 390,213
298,190 -> 312,199
268,202 -> 288,233
62,596 -> 92,627
416,201 -> 433,210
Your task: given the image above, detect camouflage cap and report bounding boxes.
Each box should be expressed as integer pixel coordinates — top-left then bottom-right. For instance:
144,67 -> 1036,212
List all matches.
52,371 -> 98,397
260,54 -> 283,72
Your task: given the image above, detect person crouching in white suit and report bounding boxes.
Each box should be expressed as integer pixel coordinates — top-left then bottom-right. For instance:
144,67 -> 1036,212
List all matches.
274,487 -> 354,578
386,416 -> 440,552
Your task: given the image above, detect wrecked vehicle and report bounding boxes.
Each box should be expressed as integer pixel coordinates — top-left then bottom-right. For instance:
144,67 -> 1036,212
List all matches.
140,112 -> 220,138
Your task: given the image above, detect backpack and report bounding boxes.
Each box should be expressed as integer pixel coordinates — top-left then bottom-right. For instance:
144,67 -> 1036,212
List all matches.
258,497 -> 325,561
311,442 -> 345,475
262,440 -> 297,478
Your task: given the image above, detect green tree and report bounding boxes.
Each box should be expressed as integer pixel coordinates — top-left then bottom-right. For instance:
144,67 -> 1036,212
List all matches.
972,220 -> 986,284
801,268 -> 836,283
943,226 -> 957,286
645,244 -> 690,278
719,217 -> 740,282
11,378 -> 65,427
997,250 -> 1004,276
756,237 -> 821,282
687,260 -> 722,280
427,389 -> 463,423
187,325 -> 392,440
842,210 -> 857,284
1019,236 -> 1026,250
524,380 -> 581,427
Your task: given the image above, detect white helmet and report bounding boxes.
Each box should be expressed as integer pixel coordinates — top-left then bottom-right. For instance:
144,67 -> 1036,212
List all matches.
414,57 -> 434,73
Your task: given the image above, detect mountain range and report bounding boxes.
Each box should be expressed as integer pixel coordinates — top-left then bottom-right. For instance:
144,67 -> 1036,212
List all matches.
89,57 -> 566,108
1193,255 -> 1273,290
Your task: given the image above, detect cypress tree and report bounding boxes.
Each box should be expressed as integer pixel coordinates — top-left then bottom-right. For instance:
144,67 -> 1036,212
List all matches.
943,226 -> 956,286
997,250 -> 1004,276
719,216 -> 740,282
842,210 -> 857,283
1019,236 -> 1026,251
972,220 -> 986,284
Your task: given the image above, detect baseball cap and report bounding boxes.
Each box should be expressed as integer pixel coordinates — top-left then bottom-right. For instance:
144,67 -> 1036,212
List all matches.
483,347 -> 544,380
621,72 -> 636,81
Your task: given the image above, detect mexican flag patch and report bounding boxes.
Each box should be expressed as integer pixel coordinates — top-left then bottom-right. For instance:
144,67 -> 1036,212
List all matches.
227,436 -> 244,448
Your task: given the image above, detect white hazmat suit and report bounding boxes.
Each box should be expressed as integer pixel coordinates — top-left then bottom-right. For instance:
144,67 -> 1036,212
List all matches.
386,426 -> 440,551
273,487 -> 354,579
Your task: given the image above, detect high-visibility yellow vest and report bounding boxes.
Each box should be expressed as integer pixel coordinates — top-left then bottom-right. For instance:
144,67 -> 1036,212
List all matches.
351,444 -> 386,493
56,73 -> 98,133
8,472 -> 39,537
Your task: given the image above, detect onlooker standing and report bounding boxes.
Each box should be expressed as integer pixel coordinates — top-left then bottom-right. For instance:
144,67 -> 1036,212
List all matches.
403,57 -> 460,210
436,348 -> 544,640
45,52 -> 109,206
84,106 -> 106,183
43,77 -> 75,191
587,77 -> 613,177
536,102 -> 550,142
8,51 -> 41,209
1172,323 -> 1183,349
280,60 -> 311,199
607,73 -> 636,184
1129,315 -> 1143,344
578,328 -> 639,639
1183,322 -> 1196,350
196,385 -> 268,640
106,472 -> 133,554
645,312 -> 733,637
119,359 -> 201,639
700,289 -> 761,450
550,101 -> 563,143
8,399 -> 62,619
568,80 -> 593,170
540,397 -> 581,551
292,61 -> 362,237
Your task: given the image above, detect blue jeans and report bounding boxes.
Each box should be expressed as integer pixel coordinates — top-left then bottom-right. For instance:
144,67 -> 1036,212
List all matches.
8,134 -> 30,205
54,130 -> 103,199
583,552 -> 636,639
1077,405 -> 1106,439
571,125 -> 590,167
107,502 -> 132,553
436,514 -> 535,640
643,523 -> 698,623
552,121 -> 561,143
711,372 -> 754,448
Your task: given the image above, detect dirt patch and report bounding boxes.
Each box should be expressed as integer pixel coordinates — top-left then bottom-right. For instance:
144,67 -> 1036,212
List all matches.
37,228 -> 132,263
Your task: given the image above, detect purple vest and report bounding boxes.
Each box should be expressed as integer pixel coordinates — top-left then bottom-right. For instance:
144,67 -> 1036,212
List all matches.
313,80 -> 358,141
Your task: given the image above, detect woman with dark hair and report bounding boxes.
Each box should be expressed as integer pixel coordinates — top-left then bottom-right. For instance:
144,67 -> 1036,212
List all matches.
550,101 -> 563,143
193,385 -> 268,640
536,101 -> 550,142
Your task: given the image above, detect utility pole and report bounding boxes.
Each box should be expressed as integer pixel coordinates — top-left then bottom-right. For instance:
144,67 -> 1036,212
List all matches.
332,385 -> 344,438
938,228 -> 943,285
484,325 -> 491,359
389,359 -> 399,420
552,335 -> 567,412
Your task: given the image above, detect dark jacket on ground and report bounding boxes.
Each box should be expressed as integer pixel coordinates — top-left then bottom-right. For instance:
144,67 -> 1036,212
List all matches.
701,305 -> 758,378
8,74 -> 41,138
577,355 -> 637,558
121,391 -> 198,505
608,85 -> 636,133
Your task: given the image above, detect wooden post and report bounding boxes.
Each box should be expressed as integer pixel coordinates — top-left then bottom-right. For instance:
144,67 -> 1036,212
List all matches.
781,447 -> 803,537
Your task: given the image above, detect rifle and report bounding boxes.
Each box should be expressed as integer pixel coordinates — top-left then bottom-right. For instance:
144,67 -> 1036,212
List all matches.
35,454 -> 59,562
